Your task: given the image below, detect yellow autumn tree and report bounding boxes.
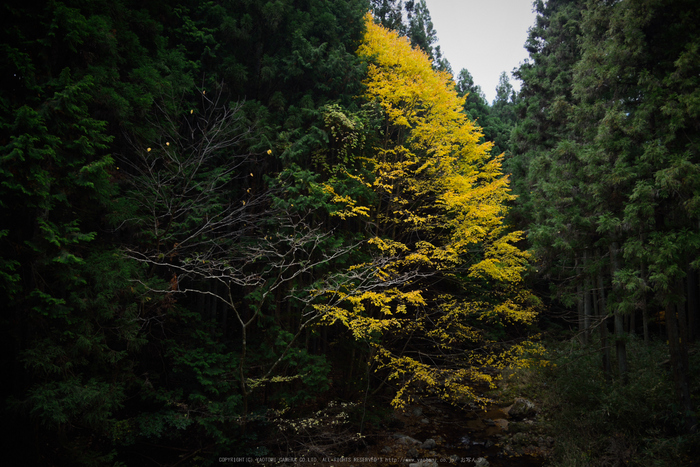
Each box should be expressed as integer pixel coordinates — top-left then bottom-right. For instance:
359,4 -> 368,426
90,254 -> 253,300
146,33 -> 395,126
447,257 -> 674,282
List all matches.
316,13 -> 539,409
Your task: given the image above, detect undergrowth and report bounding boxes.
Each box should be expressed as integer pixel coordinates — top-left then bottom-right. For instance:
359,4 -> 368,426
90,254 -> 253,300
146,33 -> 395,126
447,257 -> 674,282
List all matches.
500,334 -> 700,466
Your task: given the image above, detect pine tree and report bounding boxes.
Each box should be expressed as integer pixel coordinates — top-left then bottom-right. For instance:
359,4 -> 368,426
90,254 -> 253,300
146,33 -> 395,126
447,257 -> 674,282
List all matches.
509,0 -> 588,305
572,0 -> 700,430
515,0 -> 700,431
0,0 -> 192,462
371,0 -> 452,72
489,71 -> 518,157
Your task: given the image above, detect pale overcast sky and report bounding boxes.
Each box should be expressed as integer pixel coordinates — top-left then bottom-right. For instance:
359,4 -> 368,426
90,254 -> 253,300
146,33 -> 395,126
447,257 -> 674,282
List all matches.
425,0 -> 537,104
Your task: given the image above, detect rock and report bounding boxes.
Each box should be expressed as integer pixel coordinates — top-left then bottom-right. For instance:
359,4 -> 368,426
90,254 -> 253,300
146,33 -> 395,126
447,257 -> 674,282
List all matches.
474,458 -> 490,467
408,460 -> 438,467
512,432 -> 528,445
420,438 -> 436,449
507,397 -> 537,419
394,434 -> 421,445
412,407 -> 423,417
492,418 -> 509,431
406,447 -> 419,458
381,446 -> 392,454
536,436 -> 554,448
420,418 -> 430,424
502,444 -> 516,456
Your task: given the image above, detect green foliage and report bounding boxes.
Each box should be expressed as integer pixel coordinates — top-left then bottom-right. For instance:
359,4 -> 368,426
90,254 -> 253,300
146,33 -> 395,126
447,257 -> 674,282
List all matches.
455,68 -> 489,125
5,250 -> 152,465
25,378 -> 125,430
0,0 -> 215,463
0,0 -> 585,463
370,0 -> 451,72
256,326 -> 331,406
516,337 -> 700,466
509,0 -> 586,252
508,0 -> 700,447
515,0 -> 700,309
456,68 -> 518,158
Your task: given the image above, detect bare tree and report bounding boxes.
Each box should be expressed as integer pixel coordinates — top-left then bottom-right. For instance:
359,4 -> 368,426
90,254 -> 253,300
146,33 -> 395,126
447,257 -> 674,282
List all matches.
118,88 -> 356,417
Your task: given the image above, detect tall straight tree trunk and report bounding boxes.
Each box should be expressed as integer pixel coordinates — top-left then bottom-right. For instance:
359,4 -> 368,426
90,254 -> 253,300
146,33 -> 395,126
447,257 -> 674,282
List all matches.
598,265 -> 612,382
641,262 -> 650,345
239,321 -> 249,421
577,282 -> 585,343
629,309 -> 636,335
593,275 -> 600,329
665,295 -> 697,433
582,251 -> 592,345
584,282 -> 592,346
641,291 -> 649,345
221,303 -> 228,339
210,282 -> 219,337
610,243 -> 629,384
687,266 -> 699,342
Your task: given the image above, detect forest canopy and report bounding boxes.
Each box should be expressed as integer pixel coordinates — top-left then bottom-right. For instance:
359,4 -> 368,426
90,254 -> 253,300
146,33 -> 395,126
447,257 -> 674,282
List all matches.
0,1 -> 535,463
1,0 -> 698,465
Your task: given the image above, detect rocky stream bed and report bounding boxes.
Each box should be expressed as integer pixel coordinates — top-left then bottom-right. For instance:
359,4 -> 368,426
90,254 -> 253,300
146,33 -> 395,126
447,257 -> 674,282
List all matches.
342,396 -> 551,467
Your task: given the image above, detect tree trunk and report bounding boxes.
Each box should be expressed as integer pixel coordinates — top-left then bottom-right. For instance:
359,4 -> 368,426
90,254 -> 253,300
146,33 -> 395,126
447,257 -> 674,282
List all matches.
239,322 -> 249,422
642,292 -> 649,345
598,269 -> 612,382
610,243 -> 629,384
687,266 -> 699,342
641,262 -> 649,345
577,282 -> 585,342
584,284 -> 592,346
629,309 -> 636,336
665,299 -> 697,433
210,281 -> 219,336
221,302 -> 228,339
583,251 -> 592,345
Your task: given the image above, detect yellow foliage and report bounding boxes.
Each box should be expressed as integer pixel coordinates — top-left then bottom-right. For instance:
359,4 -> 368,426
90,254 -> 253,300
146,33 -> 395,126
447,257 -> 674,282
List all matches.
357,14 -> 519,254
313,14 -> 538,409
322,184 -> 370,219
367,237 -> 408,255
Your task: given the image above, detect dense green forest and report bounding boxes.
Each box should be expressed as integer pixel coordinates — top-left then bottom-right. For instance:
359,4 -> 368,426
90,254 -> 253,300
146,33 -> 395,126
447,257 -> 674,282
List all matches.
1,0 -> 698,465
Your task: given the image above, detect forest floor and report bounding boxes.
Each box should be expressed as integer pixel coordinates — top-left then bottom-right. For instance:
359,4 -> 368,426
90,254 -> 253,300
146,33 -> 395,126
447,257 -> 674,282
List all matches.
263,381 -> 550,467
263,337 -> 700,467
343,394 -> 550,467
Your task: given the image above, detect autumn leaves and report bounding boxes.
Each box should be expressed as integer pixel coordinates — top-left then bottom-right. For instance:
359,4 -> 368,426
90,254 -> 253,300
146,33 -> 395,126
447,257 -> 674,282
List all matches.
319,14 -> 536,408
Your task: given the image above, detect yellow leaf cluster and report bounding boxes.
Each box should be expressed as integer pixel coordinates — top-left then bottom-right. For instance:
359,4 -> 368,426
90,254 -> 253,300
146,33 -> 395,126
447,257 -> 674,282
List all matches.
322,184 -> 370,219
357,14 -> 521,254
313,14 -> 538,409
